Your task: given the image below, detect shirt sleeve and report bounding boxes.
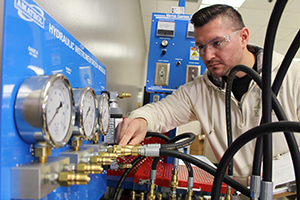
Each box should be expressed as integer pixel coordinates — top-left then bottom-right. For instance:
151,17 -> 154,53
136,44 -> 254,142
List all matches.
128,83 -> 198,133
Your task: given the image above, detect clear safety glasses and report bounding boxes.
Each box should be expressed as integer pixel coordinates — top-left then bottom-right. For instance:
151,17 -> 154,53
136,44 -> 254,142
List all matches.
193,29 -> 240,55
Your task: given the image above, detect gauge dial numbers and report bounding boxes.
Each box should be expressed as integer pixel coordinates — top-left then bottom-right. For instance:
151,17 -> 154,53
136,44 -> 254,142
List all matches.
14,73 -> 75,147
98,92 -> 110,135
73,87 -> 97,140
45,78 -> 73,144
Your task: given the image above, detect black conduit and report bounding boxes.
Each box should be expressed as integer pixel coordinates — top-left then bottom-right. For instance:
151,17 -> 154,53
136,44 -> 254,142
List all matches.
262,0 -> 288,182
211,121 -> 300,200
159,148 -> 251,197
226,65 -> 300,199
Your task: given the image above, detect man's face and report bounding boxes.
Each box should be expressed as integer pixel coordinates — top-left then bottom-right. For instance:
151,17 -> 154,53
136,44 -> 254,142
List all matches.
194,17 -> 243,78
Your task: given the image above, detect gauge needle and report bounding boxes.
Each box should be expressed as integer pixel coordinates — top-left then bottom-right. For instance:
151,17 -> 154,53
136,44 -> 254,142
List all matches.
49,101 -> 63,125
83,107 -> 91,123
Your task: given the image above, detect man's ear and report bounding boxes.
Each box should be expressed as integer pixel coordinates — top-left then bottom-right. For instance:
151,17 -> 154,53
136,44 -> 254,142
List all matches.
239,27 -> 250,48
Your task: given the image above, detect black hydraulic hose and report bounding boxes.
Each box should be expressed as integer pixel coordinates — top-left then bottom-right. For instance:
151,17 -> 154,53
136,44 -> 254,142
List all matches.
227,65 -> 300,195
211,121 -> 300,200
151,134 -> 194,178
262,0 -> 288,182
251,28 -> 300,175
272,30 -> 300,95
162,132 -> 196,149
145,132 -> 171,141
111,155 -> 146,200
159,148 -> 251,197
252,136 -> 263,175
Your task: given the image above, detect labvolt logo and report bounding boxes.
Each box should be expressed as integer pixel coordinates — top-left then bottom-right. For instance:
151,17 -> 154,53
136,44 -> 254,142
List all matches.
14,0 -> 45,28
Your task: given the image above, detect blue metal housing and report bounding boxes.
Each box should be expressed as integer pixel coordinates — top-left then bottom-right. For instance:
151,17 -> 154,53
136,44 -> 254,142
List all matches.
146,12 -> 205,94
0,0 -> 107,199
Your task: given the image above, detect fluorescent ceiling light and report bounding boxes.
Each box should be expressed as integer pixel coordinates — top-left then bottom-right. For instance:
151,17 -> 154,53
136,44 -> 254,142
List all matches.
200,0 -> 245,9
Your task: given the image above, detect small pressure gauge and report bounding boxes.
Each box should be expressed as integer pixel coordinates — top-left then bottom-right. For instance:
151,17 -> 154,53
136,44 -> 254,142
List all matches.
14,73 -> 75,148
72,87 -> 97,140
97,92 -> 110,135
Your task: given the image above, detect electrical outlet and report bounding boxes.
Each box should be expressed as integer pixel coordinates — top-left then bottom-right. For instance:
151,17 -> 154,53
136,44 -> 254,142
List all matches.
186,65 -> 200,83
154,62 -> 170,86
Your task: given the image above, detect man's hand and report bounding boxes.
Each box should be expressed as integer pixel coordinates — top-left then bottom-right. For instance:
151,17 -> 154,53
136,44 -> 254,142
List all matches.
117,118 -> 148,146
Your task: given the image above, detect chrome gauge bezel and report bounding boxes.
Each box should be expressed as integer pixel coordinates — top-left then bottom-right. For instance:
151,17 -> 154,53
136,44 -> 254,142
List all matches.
14,73 -> 75,148
73,87 -> 98,140
97,92 -> 110,135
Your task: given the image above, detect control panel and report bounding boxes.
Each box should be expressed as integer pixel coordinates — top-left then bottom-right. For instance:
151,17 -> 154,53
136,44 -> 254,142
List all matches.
146,13 -> 205,94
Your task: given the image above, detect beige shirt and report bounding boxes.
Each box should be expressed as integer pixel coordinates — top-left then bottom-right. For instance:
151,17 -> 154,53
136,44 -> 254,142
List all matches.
129,47 -> 300,186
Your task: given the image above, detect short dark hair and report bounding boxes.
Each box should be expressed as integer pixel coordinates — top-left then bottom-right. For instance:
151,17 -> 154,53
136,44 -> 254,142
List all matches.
191,4 -> 245,30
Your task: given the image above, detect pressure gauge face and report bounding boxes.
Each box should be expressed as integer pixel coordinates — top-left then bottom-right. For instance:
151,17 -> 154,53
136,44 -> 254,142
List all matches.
73,87 -> 97,140
98,92 -> 110,135
14,73 -> 75,147
46,78 -> 73,143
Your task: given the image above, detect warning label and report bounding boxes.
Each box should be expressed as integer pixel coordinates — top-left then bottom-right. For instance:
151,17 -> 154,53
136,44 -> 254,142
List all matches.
190,47 -> 199,61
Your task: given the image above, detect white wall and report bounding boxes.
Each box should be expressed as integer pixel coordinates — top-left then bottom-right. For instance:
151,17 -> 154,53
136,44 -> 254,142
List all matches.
35,0 -> 148,116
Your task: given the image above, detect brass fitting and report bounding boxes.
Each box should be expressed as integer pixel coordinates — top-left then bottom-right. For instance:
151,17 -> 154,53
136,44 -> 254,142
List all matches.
118,92 -> 131,99
58,171 -> 90,186
131,191 -> 136,200
170,169 -> 178,194
157,193 -> 162,200
111,145 -> 141,157
70,136 -> 83,151
169,194 -> 177,200
92,134 -> 100,144
147,183 -> 156,200
140,192 -> 145,200
90,156 -> 113,165
34,145 -> 52,163
119,163 -> 133,169
76,163 -> 103,174
185,191 -> 193,200
224,188 -> 232,200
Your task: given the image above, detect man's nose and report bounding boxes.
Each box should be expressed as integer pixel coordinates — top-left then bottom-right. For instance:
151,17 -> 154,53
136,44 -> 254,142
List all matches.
204,46 -> 216,61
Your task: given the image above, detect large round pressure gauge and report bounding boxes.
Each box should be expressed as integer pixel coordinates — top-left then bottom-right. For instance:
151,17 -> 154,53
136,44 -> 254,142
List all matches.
72,87 -> 97,140
97,92 -> 110,135
14,73 -> 75,148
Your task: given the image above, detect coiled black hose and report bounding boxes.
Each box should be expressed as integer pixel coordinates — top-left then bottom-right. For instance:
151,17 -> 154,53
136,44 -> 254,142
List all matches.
211,121 -> 300,200
162,132 -> 196,149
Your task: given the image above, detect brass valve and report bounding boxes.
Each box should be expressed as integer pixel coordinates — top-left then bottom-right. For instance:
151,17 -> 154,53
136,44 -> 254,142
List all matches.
118,92 -> 131,99
224,187 -> 232,200
185,191 -> 193,200
119,163 -> 133,169
110,145 -> 140,157
170,169 -> 178,192
70,136 -> 83,151
90,156 -> 113,165
58,171 -> 90,186
76,163 -> 103,174
147,183 -> 156,200
90,151 -> 119,165
157,193 -> 162,200
92,134 -> 100,144
131,191 -> 136,200
34,145 -> 52,163
140,192 -> 145,200
169,169 -> 178,199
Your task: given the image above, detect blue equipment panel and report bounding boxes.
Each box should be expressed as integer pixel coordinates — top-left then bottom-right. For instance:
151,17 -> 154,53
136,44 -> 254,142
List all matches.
0,0 -> 107,199
146,13 -> 205,93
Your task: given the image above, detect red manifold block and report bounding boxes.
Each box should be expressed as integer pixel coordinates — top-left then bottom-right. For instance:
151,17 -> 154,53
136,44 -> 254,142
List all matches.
134,161 -> 229,194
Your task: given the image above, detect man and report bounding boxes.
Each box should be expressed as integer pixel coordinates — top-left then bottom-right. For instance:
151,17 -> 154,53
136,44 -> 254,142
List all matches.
117,4 -> 300,189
